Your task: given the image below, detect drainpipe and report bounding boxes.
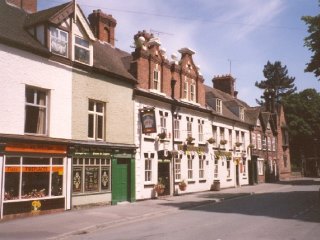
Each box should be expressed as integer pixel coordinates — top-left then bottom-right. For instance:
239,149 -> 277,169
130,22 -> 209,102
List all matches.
171,79 -> 177,195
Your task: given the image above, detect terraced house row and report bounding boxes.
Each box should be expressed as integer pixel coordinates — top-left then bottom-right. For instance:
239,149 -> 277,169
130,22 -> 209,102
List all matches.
0,0 -> 291,220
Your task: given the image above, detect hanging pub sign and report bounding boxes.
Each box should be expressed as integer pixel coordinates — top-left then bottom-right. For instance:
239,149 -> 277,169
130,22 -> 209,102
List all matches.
140,107 -> 157,134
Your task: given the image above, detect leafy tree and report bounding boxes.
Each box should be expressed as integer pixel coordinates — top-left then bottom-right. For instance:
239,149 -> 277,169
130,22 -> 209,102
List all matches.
255,61 -> 296,104
302,6 -> 320,80
282,89 -> 320,171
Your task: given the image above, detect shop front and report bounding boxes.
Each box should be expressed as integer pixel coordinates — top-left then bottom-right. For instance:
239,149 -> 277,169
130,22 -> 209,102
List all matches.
0,140 -> 69,220
69,144 -> 136,207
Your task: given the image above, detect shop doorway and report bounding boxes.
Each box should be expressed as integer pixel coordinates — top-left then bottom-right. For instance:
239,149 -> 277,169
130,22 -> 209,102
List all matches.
158,161 -> 170,196
112,159 -> 130,203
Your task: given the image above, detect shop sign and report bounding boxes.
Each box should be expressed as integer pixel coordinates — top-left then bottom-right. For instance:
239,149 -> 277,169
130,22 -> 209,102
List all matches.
140,108 -> 156,134
177,144 -> 206,152
5,166 -> 63,174
5,143 -> 67,154
72,146 -> 111,158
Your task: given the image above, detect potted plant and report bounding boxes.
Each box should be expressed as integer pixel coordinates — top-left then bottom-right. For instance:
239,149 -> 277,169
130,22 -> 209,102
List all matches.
154,182 -> 165,194
207,137 -> 216,144
186,136 -> 195,145
158,132 -> 166,140
235,142 -> 242,147
178,180 -> 187,191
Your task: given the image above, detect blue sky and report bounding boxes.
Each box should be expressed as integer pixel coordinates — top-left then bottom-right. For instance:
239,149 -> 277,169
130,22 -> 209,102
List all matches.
39,0 -> 320,106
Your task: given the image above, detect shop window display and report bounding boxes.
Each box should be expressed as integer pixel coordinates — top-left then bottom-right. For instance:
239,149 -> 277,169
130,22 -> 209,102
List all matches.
4,156 -> 64,201
73,158 -> 111,194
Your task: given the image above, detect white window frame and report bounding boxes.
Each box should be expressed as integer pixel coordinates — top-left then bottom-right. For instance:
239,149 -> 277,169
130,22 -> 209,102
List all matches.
144,155 -> 152,182
187,156 -> 193,180
175,158 -> 181,181
198,122 -> 204,142
258,159 -> 264,175
214,159 -> 219,178
25,86 -> 48,135
88,100 -> 105,141
160,115 -> 167,134
187,120 -> 192,138
74,35 -> 91,65
262,136 -> 267,150
228,129 -> 233,150
153,64 -> 161,91
240,107 -> 244,120
50,27 -> 68,57
174,117 -> 180,140
216,99 -> 222,114
183,78 -> 188,100
267,136 -> 272,151
199,157 -> 205,179
190,80 -> 196,102
226,159 -> 231,178
272,137 -> 276,151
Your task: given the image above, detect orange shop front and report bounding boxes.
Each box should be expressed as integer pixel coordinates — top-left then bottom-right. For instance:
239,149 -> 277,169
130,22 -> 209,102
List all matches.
0,141 -> 71,220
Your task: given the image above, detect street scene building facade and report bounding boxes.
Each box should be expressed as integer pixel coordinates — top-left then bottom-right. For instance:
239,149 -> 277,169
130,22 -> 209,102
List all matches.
0,0 -> 291,220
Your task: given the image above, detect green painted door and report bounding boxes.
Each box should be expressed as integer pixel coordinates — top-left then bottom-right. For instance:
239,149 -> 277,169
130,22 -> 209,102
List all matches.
112,159 -> 129,204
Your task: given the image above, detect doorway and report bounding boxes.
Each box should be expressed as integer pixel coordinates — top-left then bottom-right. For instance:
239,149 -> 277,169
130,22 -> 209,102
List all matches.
112,159 -> 130,204
158,161 -> 170,196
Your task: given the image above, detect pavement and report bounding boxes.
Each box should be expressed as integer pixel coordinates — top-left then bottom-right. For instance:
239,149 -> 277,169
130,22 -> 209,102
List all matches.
0,179 -> 318,240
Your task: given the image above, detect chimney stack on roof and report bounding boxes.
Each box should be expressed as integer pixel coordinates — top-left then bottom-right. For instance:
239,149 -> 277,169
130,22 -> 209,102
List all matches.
88,9 -> 117,46
6,0 -> 37,13
212,74 -> 236,97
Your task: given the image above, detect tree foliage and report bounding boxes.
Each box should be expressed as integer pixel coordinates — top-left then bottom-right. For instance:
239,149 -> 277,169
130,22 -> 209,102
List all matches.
282,89 -> 320,168
282,89 -> 320,140
302,6 -> 320,80
255,61 -> 296,104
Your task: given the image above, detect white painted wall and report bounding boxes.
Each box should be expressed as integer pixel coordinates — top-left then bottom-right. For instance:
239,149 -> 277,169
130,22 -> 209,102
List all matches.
0,43 -> 72,139
134,95 -> 250,200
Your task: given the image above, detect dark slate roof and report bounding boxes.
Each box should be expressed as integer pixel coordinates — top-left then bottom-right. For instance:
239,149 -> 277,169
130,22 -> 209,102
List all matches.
0,0 -> 49,55
24,2 -> 70,27
93,42 -> 136,82
246,107 -> 261,125
0,0 -> 136,83
205,85 -> 252,124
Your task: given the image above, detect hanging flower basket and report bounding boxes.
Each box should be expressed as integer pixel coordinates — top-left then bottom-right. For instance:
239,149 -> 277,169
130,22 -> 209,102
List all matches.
220,139 -> 227,145
235,142 -> 242,147
178,180 -> 187,191
248,144 -> 255,149
158,132 -> 166,140
186,136 -> 195,145
207,137 -> 216,144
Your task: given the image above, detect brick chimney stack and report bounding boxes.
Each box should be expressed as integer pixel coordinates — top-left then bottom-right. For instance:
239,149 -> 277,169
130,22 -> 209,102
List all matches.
88,9 -> 117,46
212,74 -> 236,97
6,0 -> 37,13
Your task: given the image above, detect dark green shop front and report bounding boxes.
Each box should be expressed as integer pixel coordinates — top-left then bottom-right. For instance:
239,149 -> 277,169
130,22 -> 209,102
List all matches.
69,144 -> 135,206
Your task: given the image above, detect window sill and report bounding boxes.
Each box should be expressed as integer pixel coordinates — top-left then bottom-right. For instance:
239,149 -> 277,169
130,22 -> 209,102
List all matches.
149,89 -> 166,96
144,183 -> 155,188
199,179 -> 206,183
226,178 -> 232,182
4,196 -> 65,203
72,191 -> 111,196
187,180 -> 196,184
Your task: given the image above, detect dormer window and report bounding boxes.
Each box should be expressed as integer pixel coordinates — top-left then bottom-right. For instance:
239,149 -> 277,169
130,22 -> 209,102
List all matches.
50,27 -> 68,57
240,106 -> 244,120
153,64 -> 161,91
216,99 -> 222,114
74,36 -> 90,65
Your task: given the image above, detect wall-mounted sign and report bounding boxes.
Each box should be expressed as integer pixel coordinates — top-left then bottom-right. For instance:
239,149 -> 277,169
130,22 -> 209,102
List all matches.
5,143 -> 67,154
140,108 -> 157,134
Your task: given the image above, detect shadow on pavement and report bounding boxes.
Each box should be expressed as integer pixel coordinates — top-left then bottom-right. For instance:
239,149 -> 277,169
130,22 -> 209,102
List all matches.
158,191 -> 320,223
278,179 -> 320,186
